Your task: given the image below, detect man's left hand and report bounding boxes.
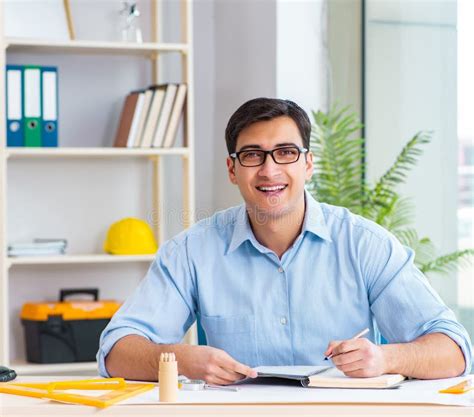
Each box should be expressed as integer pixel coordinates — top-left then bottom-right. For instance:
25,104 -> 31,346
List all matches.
324,338 -> 387,377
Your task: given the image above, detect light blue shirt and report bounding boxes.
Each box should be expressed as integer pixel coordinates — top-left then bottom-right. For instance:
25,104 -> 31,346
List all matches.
98,192 -> 472,376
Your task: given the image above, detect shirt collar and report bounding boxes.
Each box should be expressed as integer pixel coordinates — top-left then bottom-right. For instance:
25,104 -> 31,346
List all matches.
227,191 -> 332,254
302,190 -> 332,242
227,204 -> 259,254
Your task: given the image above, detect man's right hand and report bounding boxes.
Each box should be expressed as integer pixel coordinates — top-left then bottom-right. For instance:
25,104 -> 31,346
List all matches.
176,344 -> 257,385
105,335 -> 257,384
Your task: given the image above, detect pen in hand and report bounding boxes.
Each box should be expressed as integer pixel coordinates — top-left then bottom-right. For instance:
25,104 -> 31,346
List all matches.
324,327 -> 370,360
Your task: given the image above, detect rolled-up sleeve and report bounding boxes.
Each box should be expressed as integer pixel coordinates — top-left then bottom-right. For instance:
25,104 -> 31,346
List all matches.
97,237 -> 197,377
366,232 -> 473,375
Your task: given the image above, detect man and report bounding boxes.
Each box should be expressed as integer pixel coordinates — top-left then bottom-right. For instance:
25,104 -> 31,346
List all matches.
98,98 -> 472,384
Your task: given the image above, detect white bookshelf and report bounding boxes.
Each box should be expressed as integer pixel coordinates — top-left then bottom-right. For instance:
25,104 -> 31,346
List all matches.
0,0 -> 196,374
5,38 -> 188,55
6,146 -> 190,159
7,254 -> 156,269
11,360 -> 97,375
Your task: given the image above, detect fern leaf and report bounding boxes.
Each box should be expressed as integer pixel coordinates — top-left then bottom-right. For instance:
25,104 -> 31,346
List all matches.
371,132 -> 431,208
309,108 -> 364,211
309,105 -> 473,279
420,249 -> 474,275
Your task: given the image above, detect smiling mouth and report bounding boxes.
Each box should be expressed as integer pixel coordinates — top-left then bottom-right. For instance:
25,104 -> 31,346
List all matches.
255,184 -> 288,193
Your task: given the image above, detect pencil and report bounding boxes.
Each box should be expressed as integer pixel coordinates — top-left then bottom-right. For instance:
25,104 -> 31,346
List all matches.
324,327 -> 370,360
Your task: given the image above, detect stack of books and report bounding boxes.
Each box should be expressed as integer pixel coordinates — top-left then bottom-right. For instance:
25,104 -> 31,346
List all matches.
8,239 -> 67,257
113,83 -> 187,149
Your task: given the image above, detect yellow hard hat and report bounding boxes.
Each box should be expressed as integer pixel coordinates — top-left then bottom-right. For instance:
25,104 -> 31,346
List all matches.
104,217 -> 158,255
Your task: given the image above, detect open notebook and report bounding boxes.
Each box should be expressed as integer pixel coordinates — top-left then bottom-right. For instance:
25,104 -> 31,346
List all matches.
249,366 -> 405,389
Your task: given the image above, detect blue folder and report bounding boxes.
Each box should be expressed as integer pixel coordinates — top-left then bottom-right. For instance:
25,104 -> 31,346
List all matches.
5,65 -> 24,147
41,66 -> 58,147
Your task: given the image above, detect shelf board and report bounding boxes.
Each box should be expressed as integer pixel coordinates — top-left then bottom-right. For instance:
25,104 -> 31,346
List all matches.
5,147 -> 190,159
5,38 -> 188,55
11,360 -> 97,375
7,254 -> 155,268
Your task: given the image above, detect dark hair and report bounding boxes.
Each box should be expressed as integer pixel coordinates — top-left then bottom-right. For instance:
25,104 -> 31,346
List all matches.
225,97 -> 311,154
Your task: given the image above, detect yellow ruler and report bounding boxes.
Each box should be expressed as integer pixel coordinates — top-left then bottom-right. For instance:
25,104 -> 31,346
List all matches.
439,379 -> 474,394
0,377 -> 154,408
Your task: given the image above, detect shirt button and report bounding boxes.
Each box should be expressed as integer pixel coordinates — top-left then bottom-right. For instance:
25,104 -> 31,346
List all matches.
280,317 -> 287,325
278,267 -> 284,273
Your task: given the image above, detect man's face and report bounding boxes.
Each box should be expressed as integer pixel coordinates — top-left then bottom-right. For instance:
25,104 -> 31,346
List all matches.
227,116 -> 313,220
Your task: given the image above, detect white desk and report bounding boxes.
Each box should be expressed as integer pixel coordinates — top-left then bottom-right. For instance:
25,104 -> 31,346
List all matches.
2,397 -> 473,417
1,376 -> 473,417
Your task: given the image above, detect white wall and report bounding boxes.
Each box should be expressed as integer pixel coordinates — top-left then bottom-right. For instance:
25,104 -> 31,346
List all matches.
277,0 -> 328,115
212,0 -> 278,210
212,0 -> 327,210
327,0 -> 362,114
194,0 -> 216,219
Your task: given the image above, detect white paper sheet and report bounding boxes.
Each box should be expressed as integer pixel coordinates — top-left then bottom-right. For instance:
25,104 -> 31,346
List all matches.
121,376 -> 474,407
253,365 -> 330,377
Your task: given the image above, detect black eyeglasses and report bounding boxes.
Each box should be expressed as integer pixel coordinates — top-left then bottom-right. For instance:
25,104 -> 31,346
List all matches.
230,145 -> 308,167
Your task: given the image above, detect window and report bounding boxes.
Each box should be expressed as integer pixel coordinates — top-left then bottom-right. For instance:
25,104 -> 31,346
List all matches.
330,0 -> 474,344
457,0 -> 474,307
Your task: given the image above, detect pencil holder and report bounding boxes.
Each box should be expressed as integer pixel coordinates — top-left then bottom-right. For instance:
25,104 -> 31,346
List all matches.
158,352 -> 178,402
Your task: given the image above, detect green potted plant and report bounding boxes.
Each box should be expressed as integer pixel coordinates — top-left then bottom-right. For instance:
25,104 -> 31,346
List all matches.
307,106 -> 473,275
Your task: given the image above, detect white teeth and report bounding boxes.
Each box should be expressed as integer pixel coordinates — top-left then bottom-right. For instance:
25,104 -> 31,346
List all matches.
257,185 -> 286,191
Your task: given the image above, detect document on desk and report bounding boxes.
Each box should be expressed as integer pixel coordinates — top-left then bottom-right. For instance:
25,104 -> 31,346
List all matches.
241,365 -> 405,389
252,365 -> 330,380
121,377 -> 474,407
